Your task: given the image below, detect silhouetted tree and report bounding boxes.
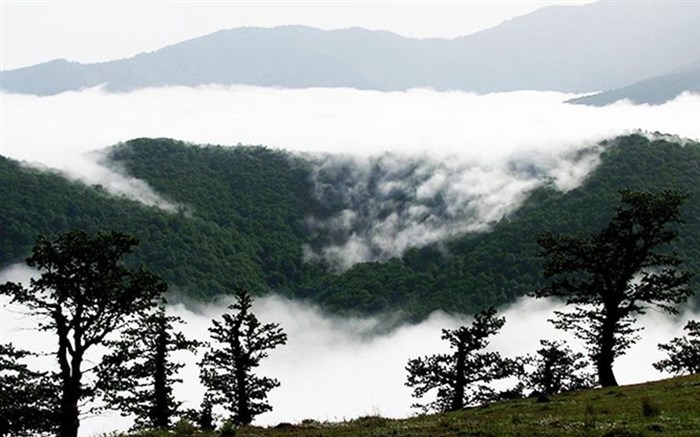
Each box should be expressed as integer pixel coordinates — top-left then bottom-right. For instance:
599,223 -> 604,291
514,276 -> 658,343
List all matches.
534,190 -> 693,387
96,299 -> 201,429
405,307 -> 519,412
200,290 -> 287,425
196,397 -> 216,431
653,320 -> 700,375
182,396 -> 216,431
0,343 -> 59,436
523,340 -> 595,396
0,230 -> 166,437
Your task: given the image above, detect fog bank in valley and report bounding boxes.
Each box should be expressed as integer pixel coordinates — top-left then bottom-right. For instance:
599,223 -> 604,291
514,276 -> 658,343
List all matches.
2,264 -> 696,436
2,87 -> 699,266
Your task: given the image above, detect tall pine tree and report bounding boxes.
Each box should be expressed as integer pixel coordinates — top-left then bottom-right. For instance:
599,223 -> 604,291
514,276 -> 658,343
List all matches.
97,300 -> 200,429
200,290 -> 287,426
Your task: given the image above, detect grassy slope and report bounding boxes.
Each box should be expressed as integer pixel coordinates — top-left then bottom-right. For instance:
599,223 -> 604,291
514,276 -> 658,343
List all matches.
127,374 -> 700,437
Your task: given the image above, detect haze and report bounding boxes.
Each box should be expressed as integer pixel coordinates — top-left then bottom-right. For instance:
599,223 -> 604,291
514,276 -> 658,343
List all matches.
0,1 -> 596,70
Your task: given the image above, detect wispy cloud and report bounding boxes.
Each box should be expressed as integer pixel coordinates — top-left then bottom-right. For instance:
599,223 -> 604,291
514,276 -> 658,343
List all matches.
2,86 -> 698,266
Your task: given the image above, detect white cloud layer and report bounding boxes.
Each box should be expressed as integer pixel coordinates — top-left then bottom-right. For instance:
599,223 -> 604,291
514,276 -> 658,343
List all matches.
1,264 -> 696,436
2,86 -> 699,267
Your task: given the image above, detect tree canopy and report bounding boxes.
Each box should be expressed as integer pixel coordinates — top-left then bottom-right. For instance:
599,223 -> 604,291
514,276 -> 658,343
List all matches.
534,190 -> 693,386
522,340 -> 595,396
0,230 -> 166,437
0,343 -> 59,436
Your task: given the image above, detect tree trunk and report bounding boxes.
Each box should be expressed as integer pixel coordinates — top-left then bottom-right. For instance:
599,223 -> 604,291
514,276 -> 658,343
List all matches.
233,333 -> 251,425
153,320 -> 169,429
59,355 -> 82,437
451,344 -> 466,411
543,360 -> 554,395
59,385 -> 80,437
597,315 -> 619,387
57,311 -> 81,437
235,364 -> 251,425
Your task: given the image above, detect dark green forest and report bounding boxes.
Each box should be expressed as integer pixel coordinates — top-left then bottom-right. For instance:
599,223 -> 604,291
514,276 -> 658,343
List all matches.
2,134 -> 698,319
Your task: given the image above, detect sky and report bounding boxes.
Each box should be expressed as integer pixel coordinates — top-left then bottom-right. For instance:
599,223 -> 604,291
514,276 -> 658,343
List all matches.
0,0 -> 596,70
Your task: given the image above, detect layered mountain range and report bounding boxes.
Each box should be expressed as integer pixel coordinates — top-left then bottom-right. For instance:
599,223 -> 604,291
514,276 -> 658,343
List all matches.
2,0 -> 699,102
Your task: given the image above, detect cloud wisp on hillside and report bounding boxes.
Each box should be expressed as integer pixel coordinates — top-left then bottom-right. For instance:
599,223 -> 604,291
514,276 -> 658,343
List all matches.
2,86 -> 699,267
1,264 -> 696,436
301,147 -> 602,269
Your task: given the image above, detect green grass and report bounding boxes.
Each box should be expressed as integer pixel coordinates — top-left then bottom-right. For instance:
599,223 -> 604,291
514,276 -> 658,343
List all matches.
118,374 -> 700,437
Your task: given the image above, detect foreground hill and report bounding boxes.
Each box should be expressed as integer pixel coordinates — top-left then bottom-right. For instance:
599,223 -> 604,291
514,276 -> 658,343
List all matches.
1,134 -> 699,318
2,1 -> 699,95
118,373 -> 700,436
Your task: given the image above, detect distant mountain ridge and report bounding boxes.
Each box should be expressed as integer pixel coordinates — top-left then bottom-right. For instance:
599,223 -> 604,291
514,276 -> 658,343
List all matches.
569,63 -> 700,106
2,1 -> 699,96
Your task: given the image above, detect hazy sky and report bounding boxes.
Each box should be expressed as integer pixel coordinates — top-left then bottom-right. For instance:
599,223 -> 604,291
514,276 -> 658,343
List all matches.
0,0 -> 596,70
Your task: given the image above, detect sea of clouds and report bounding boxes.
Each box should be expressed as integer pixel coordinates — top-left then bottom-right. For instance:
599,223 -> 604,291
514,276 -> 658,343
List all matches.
2,86 -> 699,435
1,86 -> 699,267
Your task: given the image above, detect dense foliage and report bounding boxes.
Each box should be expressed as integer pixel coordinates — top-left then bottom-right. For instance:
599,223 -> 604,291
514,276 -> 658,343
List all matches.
522,340 -> 595,396
1,134 -> 698,318
0,343 -> 59,436
534,190 -> 693,386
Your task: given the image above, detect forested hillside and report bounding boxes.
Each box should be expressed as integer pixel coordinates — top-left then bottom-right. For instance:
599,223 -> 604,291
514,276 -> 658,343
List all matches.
1,134 -> 698,318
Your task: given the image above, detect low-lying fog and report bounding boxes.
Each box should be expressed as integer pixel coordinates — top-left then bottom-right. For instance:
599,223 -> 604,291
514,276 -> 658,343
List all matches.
2,86 -> 699,268
1,264 -> 696,436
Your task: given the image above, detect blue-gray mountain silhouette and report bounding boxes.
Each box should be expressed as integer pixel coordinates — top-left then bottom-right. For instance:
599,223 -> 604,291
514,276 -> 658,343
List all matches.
568,62 -> 700,106
2,1 -> 698,96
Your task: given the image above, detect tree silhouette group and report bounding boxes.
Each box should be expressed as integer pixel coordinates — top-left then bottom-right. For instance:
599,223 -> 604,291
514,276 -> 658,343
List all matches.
0,231 -> 286,437
1,189 -> 697,435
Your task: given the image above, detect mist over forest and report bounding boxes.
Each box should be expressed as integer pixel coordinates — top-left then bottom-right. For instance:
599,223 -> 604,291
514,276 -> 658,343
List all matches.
2,1 -> 700,436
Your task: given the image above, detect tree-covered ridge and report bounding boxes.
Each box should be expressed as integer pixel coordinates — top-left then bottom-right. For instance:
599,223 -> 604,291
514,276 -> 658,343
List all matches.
107,139 -> 324,290
0,155 -> 279,298
1,134 -> 698,318
428,135 -> 700,315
